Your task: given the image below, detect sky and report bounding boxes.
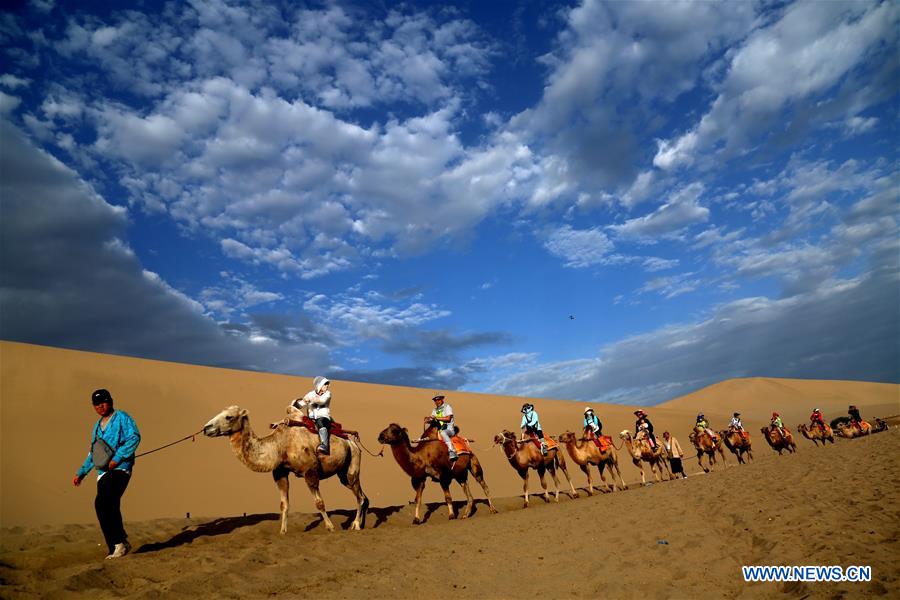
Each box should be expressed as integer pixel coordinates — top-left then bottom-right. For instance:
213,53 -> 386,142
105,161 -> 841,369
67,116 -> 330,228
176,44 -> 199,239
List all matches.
0,0 -> 897,405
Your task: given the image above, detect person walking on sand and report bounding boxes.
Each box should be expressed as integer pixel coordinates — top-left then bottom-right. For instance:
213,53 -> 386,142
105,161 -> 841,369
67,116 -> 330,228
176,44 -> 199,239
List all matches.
291,376 -> 333,454
662,431 -> 687,478
520,403 -> 548,455
73,389 -> 141,560
425,394 -> 458,463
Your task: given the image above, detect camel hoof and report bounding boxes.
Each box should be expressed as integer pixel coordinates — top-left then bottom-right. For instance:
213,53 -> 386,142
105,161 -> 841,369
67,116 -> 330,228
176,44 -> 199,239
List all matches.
460,513 -> 470,520
448,514 -> 457,520
351,522 -> 361,531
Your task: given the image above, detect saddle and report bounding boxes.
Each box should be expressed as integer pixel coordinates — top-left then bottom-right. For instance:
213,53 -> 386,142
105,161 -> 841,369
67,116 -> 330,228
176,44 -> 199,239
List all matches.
286,416 -> 354,439
588,434 -> 613,452
450,434 -> 473,456
525,433 -> 558,451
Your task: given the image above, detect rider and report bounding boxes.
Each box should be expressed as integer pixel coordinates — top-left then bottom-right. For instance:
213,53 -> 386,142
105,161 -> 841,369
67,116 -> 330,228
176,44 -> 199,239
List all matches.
426,395 -> 458,463
634,410 -> 658,449
695,413 -> 719,443
291,376 -> 333,455
810,408 -> 826,432
729,412 -> 745,436
848,405 -> 862,426
583,407 -> 603,439
770,412 -> 786,438
520,403 -> 548,455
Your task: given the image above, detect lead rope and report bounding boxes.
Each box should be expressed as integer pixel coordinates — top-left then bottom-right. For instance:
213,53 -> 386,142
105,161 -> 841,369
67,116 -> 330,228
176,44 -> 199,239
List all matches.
351,433 -> 384,457
135,429 -> 204,458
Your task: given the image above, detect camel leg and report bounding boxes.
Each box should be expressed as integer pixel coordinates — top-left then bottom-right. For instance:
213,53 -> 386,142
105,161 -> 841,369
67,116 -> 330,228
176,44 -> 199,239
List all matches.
440,476 -> 457,520
557,456 -> 579,498
458,478 -> 475,519
338,457 -> 368,531
548,463 -> 562,502
613,461 -> 628,491
537,465 -> 551,503
303,472 -> 334,532
411,477 -> 426,525
273,466 -> 290,535
580,464 -> 594,496
596,463 -> 613,492
521,470 -> 530,508
635,459 -> 647,485
468,456 -> 499,514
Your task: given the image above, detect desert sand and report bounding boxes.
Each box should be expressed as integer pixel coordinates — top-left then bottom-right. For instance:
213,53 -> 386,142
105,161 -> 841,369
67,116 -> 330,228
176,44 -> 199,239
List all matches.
1,341 -> 899,598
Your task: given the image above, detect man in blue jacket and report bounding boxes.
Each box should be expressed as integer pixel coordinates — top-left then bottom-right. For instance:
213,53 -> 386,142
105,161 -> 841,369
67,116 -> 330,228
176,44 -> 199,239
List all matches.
73,389 -> 141,559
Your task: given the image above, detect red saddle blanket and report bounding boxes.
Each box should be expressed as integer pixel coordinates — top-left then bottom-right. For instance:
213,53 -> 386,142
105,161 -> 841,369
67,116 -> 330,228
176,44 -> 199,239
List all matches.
590,435 -> 613,452
287,417 -> 354,440
526,434 -> 559,451
451,435 -> 473,455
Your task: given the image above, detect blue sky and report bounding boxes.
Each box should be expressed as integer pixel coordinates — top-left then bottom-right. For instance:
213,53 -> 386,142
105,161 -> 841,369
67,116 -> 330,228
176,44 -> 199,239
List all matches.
1,0 -> 897,405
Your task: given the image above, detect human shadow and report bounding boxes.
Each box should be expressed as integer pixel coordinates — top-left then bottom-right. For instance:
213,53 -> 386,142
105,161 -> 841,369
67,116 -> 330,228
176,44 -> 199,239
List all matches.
135,513 -> 279,554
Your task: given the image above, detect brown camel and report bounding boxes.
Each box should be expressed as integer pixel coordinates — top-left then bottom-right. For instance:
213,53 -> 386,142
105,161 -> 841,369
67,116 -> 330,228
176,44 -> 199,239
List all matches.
688,427 -> 728,472
797,423 -> 835,446
836,420 -> 872,438
493,430 -> 578,507
377,423 -> 498,524
618,430 -> 671,484
760,425 -> 797,454
203,406 -> 368,534
558,431 -> 628,494
719,428 -> 753,464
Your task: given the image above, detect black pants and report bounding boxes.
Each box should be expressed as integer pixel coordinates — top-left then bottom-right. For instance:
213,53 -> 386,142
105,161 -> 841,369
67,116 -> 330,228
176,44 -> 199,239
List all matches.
526,426 -> 544,440
95,470 -> 131,553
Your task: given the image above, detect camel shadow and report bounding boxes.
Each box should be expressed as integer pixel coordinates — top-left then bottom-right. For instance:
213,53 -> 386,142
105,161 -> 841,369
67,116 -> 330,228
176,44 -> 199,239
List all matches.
302,504 -> 405,531
135,513 -> 279,554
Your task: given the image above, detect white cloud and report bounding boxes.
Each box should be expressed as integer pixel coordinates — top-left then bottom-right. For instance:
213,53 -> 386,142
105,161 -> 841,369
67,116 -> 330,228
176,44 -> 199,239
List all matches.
654,0 -> 898,169
543,225 -> 614,268
612,183 -> 709,239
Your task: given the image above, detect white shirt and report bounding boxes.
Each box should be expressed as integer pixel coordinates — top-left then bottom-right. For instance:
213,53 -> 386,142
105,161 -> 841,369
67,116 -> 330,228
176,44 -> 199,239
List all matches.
430,403 -> 455,431
294,389 -> 331,420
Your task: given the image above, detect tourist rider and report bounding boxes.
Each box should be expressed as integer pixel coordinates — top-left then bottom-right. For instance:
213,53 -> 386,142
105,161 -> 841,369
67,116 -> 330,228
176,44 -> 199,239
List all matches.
809,408 -> 826,432
292,376 -> 333,454
425,394 -> 458,463
520,403 -> 548,455
770,412 -> 786,437
73,389 -> 141,560
583,407 -> 603,439
729,412 -> 745,436
634,410 -> 658,449
695,413 -> 719,443
848,405 -> 862,426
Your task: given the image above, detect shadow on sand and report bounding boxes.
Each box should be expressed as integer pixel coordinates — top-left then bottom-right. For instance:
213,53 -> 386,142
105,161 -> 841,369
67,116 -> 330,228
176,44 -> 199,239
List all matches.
135,513 -> 279,554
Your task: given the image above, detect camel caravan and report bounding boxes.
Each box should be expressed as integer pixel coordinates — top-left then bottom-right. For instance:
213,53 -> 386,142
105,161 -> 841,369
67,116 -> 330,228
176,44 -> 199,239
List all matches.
202,379 -> 891,534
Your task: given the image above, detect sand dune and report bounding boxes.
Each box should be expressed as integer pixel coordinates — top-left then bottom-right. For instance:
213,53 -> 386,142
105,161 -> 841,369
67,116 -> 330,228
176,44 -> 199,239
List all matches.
1,341 -> 897,530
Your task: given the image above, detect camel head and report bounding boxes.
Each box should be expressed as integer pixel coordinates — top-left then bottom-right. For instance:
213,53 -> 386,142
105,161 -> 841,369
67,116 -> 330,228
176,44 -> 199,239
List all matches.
618,430 -> 632,441
494,430 -> 517,444
203,405 -> 247,437
377,423 -> 409,445
558,431 -> 576,443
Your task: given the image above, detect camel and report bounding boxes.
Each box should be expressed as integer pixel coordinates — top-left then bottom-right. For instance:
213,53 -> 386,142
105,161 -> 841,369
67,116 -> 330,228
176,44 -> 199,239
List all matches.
618,430 -> 671,484
836,420 -> 872,438
797,423 -> 835,446
493,430 -> 578,507
873,418 -> 889,433
720,429 -> 754,464
760,425 -> 797,454
202,406 -> 368,534
557,431 -> 628,494
377,423 -> 498,524
688,427 -> 728,472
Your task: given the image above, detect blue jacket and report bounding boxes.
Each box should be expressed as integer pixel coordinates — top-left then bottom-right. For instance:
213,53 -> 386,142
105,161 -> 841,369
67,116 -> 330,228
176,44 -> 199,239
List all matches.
77,410 -> 141,479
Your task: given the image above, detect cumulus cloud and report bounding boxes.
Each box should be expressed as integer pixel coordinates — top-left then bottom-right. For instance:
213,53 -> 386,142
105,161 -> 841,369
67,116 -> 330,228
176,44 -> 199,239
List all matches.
654,0 -> 899,169
543,225 -> 614,268
611,183 -> 709,239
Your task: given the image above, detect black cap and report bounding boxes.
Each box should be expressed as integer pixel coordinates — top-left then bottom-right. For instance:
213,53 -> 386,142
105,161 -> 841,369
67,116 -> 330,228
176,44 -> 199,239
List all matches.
91,389 -> 112,405
432,395 -> 445,402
